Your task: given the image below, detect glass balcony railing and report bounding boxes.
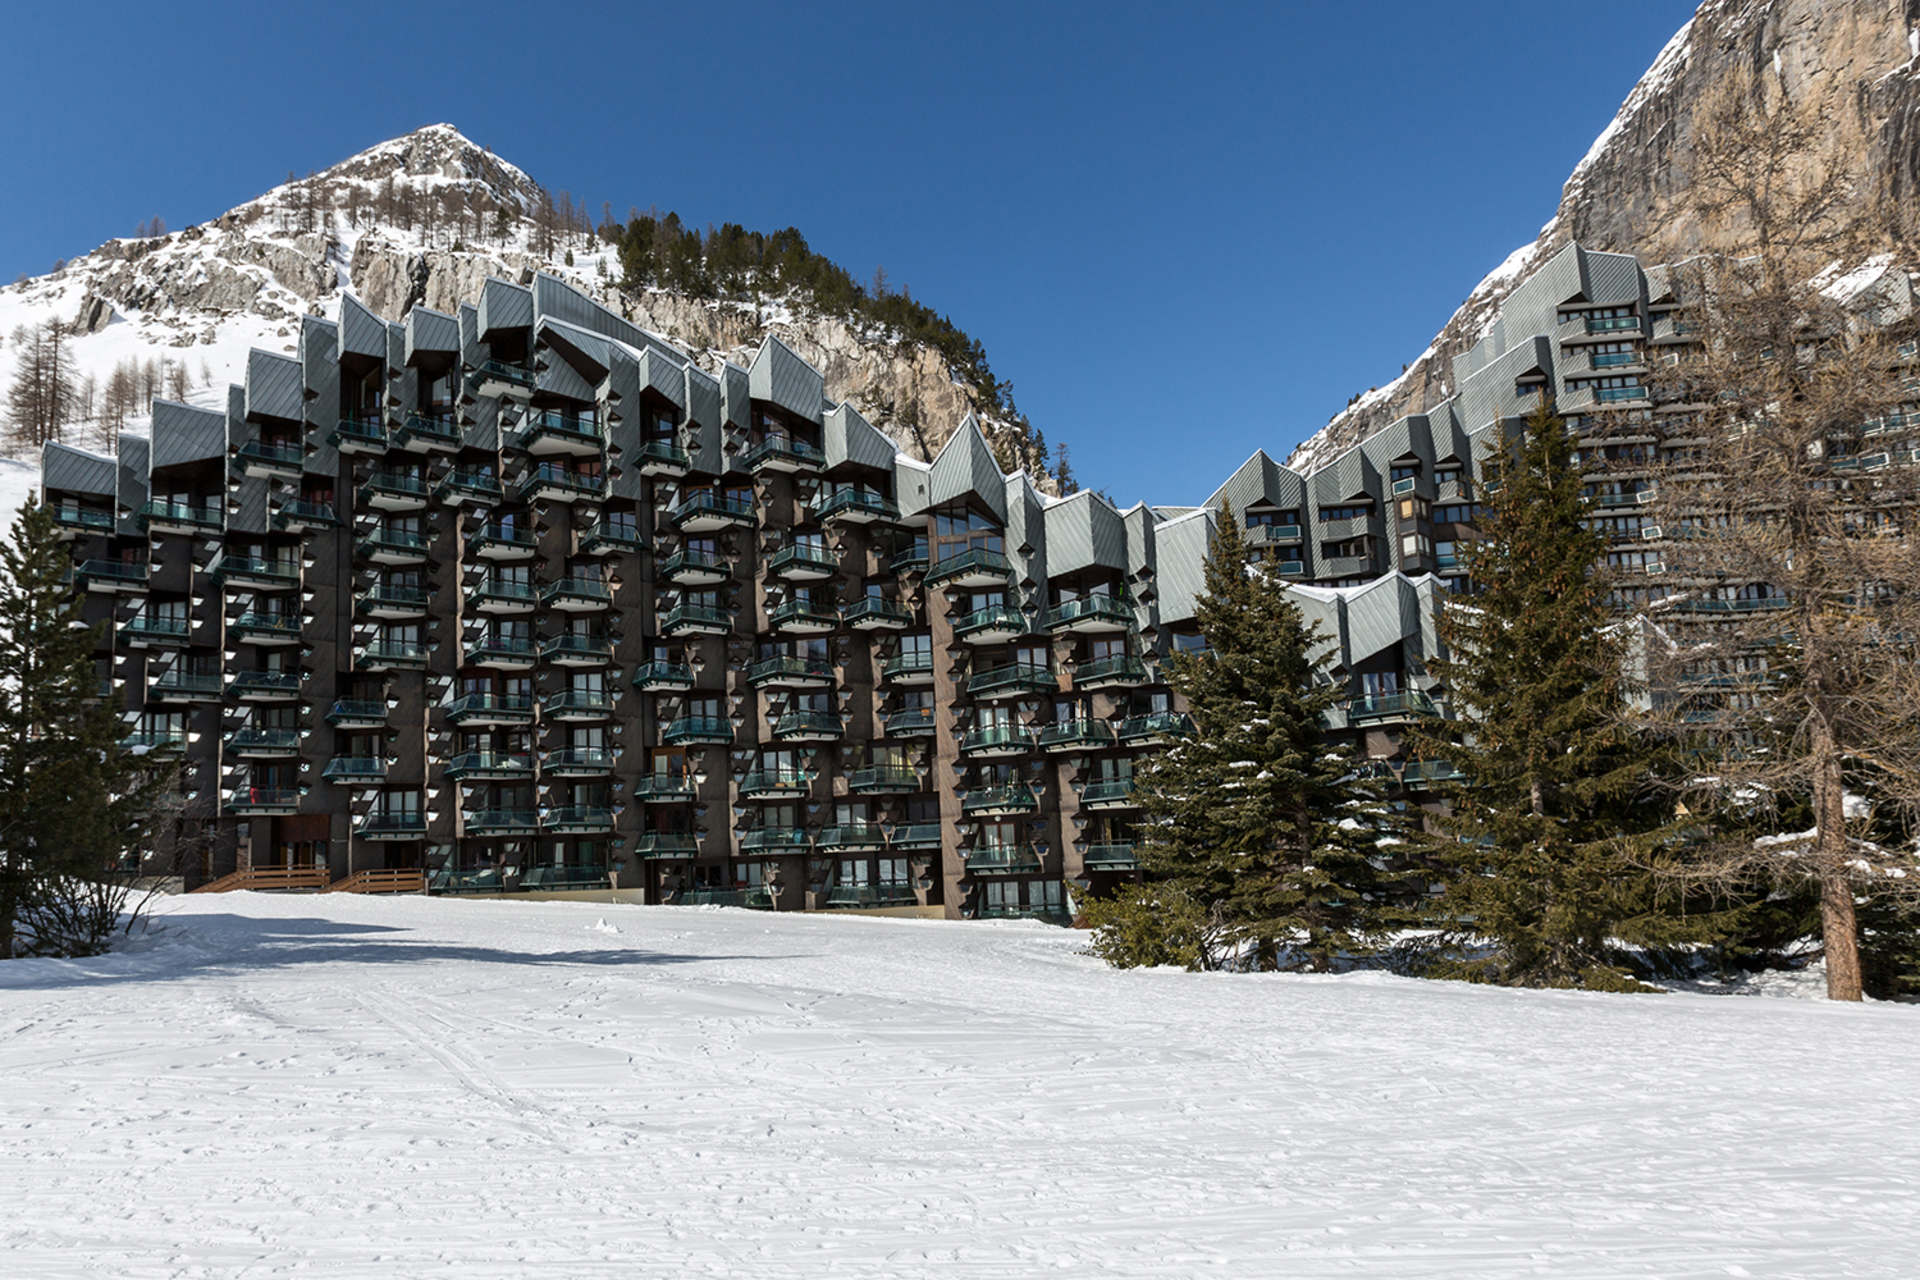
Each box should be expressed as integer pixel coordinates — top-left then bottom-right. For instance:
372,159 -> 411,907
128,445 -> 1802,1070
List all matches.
927,547 -> 1011,586
465,808 -> 539,834
540,635 -> 613,663
638,440 -> 691,471
964,842 -> 1042,874
214,555 -> 300,585
228,671 -> 303,696
361,584 -> 429,612
231,727 -> 301,752
470,579 -> 538,607
774,710 -> 844,739
121,615 -> 190,642
848,764 -> 919,793
744,436 -> 826,471
517,463 -> 603,498
1042,595 -> 1130,630
768,600 -> 839,631
475,359 -> 535,388
445,751 -> 533,779
966,662 -> 1055,698
813,488 -> 900,522
140,499 -> 223,529
541,690 -> 613,717
953,605 -> 1025,639
322,756 -> 387,782
662,603 -> 731,634
360,641 -> 431,667
119,731 -> 185,752
888,545 -> 930,574
1586,315 -> 1642,334
236,441 -> 304,469
663,715 -> 733,745
326,698 -> 388,726
515,409 -> 603,448
635,833 -> 699,859
446,692 -> 535,722
961,783 -> 1039,814
660,548 -> 727,579
360,470 -> 429,500
542,747 -> 615,773
1073,655 -> 1148,688
540,577 -> 612,606
464,636 -> 537,665
960,724 -> 1035,755
273,498 -> 337,527
357,528 -> 430,559
816,823 -> 885,850
1079,778 -> 1138,807
358,812 -> 428,837
1116,711 -> 1195,743
883,652 -> 935,680
52,504 -> 115,532
1038,718 -> 1118,750
1083,842 -> 1139,871
740,769 -> 810,798
668,493 -> 755,526
747,655 -> 835,686
544,806 -> 614,832
632,660 -> 695,690
1343,691 -> 1439,723
436,469 -> 503,501
150,670 -> 223,697
333,416 -> 387,447
843,597 -> 912,628
883,707 -> 937,737
634,774 -> 696,802
740,826 -> 811,852
228,787 -> 301,813
76,559 -> 149,588
823,884 -> 916,907
470,525 -> 536,556
397,412 -> 459,446
768,543 -> 839,576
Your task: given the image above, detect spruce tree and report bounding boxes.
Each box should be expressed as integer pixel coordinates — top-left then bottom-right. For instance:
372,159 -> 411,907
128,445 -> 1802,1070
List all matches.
1102,509 -> 1400,971
1417,401 -> 1704,991
0,498 -> 162,956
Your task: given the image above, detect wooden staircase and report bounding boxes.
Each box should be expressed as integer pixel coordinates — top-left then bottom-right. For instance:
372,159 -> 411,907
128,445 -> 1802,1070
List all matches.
190,866 -> 332,894
327,868 -> 427,895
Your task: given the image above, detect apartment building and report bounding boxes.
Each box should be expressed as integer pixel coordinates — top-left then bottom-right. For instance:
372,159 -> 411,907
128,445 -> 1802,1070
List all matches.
50,242 -> 1889,917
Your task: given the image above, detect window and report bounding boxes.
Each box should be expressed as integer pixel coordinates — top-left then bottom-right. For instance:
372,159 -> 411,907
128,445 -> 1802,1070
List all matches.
1432,504 -> 1484,526
1319,504 -> 1373,523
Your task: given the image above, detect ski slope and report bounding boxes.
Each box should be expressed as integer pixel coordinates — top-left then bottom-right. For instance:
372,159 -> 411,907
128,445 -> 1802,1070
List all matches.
2,893 -> 1916,1278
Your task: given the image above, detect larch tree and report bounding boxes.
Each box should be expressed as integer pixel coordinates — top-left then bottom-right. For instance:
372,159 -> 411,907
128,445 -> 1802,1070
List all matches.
1638,72 -> 1920,1001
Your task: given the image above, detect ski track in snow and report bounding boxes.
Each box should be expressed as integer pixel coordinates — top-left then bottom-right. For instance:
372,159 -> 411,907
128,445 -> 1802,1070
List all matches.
1,894 -> 1917,1278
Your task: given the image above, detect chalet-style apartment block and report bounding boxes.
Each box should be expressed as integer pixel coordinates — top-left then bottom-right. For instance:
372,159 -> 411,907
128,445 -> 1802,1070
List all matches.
46,243 -> 1909,916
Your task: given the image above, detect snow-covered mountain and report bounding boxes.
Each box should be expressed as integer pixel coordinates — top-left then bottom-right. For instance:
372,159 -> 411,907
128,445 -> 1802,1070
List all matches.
0,124 -> 1053,479
1289,0 -> 1920,472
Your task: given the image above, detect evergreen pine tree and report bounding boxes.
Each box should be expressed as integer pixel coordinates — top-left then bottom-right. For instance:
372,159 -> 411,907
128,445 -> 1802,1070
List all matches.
0,499 -> 163,957
1416,401 -> 1704,991
1101,509 -> 1401,971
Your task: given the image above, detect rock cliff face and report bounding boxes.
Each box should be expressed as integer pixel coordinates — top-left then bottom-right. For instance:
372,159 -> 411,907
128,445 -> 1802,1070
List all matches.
1289,0 -> 1920,472
0,124 -> 1050,480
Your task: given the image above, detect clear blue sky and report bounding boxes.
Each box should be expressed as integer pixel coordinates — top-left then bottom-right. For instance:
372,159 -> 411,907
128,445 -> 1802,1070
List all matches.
1,0 -> 1693,503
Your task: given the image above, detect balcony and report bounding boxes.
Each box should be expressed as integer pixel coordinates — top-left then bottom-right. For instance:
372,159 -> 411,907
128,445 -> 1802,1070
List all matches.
667,887 -> 775,908
231,727 -> 301,758
331,416 -> 388,454
360,583 -> 429,619
472,359 -> 536,398
118,731 -> 185,753
519,866 -> 613,891
541,635 -> 613,667
1042,595 -> 1131,634
517,463 -> 604,504
662,715 -> 733,747
848,764 -> 919,794
76,559 -> 148,593
226,787 -> 301,816
358,470 -> 430,511
1079,778 -> 1139,810
446,692 -> 535,726
394,411 -> 460,453
322,756 -> 388,784
543,805 -> 614,834
814,488 -> 901,525
740,826 -> 810,854
272,498 -> 338,532
578,517 -> 642,557
960,724 -> 1035,758
1344,691 -> 1440,725
464,808 -> 539,836
1586,314 -> 1642,334
326,699 -> 388,729
542,747 -> 615,778
1399,760 -> 1461,788
889,545 -> 930,575
359,641 -> 431,671
435,469 -> 503,506
632,660 -> 695,692
966,662 -> 1055,700
638,439 -> 691,478
745,435 -> 825,476
844,597 -> 912,631
740,769 -> 811,801
356,528 -> 430,564
660,547 -> 729,586
667,492 -> 755,533
768,542 -> 839,582
773,709 -> 844,743
661,603 -> 731,638
465,636 -> 538,670
1039,718 -> 1118,752
540,577 -> 612,611
213,555 -> 301,590
1116,711 -> 1194,745
823,883 -> 917,908
1245,523 -> 1303,547
634,833 -> 698,859
1073,655 -> 1149,690
540,689 -> 613,722
634,774 -> 696,803
952,604 -> 1025,644
886,822 -> 942,851
148,670 -> 223,702
768,599 -> 838,636
512,409 -> 603,457
926,547 -> 1012,589
121,614 -> 191,647
976,903 -> 1070,923
1082,842 -> 1139,872
746,655 -> 835,689
236,440 -> 305,479
962,783 -> 1039,817
469,578 -> 537,614
964,842 -> 1042,875
882,651 -> 936,685
52,504 -> 115,537
883,707 -> 937,738
469,525 -> 537,560
816,823 -> 885,852
1317,555 -> 1375,579
358,812 -> 428,840
444,751 -> 533,781
140,499 -> 224,534
229,670 -> 303,702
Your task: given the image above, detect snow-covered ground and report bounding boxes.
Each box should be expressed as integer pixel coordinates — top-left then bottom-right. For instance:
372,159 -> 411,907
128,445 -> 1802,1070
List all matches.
3,895 -> 1917,1278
